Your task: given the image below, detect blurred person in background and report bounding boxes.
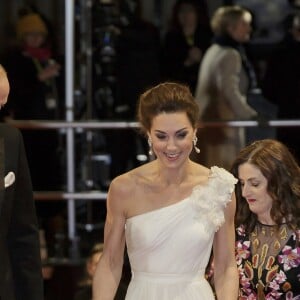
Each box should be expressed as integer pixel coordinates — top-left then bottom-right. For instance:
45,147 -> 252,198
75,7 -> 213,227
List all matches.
74,243 -> 104,300
194,5 -> 258,170
262,12 -> 300,161
2,8 -> 65,257
102,0 -> 161,179
2,10 -> 62,122
74,243 -> 127,300
162,0 -> 212,93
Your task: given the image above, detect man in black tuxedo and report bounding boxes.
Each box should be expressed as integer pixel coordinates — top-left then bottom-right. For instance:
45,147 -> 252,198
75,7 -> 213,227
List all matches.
0,65 -> 43,299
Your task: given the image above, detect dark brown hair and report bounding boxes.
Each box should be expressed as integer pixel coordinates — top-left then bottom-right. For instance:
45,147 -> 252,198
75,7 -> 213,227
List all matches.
231,139 -> 300,233
137,82 -> 200,134
169,0 -> 210,30
88,243 -> 103,258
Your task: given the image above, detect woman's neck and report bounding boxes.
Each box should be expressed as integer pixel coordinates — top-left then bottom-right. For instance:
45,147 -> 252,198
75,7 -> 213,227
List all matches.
155,160 -> 191,186
257,215 -> 276,226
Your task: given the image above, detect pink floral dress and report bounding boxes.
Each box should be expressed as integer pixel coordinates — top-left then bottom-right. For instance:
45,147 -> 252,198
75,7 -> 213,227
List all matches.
235,223 -> 300,300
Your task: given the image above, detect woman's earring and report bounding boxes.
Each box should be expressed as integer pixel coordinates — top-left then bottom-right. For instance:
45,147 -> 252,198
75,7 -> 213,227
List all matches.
148,137 -> 153,156
193,136 -> 200,154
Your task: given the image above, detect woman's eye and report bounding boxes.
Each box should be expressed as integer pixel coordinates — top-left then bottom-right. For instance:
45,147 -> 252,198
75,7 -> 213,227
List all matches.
156,135 -> 167,140
177,132 -> 188,139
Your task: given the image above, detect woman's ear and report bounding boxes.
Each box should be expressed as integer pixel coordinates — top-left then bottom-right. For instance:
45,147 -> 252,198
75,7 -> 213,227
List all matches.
193,128 -> 198,137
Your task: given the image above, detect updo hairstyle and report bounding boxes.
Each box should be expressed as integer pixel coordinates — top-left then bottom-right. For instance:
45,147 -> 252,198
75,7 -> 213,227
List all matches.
137,82 -> 200,134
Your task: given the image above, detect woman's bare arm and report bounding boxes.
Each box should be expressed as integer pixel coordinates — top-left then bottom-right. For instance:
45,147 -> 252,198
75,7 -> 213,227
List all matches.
213,192 -> 239,300
92,177 -> 128,300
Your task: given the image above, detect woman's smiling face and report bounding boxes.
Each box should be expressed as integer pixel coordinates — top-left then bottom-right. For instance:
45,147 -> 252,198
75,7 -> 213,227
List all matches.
149,112 -> 195,168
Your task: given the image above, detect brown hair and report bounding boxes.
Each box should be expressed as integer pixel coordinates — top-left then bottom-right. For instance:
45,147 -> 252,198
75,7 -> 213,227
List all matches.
78,243 -> 104,287
211,5 -> 250,36
88,243 -> 103,257
231,139 -> 300,233
169,0 -> 210,30
137,82 -> 199,134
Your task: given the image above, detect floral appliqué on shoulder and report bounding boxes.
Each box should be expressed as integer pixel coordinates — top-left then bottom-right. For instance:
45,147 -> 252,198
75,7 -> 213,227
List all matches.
191,166 -> 237,232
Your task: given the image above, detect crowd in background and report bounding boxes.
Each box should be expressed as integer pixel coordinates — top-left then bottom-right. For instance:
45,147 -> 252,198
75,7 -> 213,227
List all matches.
1,0 -> 300,181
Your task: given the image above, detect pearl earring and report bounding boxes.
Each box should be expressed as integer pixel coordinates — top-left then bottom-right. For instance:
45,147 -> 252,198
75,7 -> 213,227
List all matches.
193,136 -> 200,154
148,137 -> 153,156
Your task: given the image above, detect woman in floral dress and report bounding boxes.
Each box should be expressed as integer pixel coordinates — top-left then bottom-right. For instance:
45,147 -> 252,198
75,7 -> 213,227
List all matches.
231,139 -> 300,299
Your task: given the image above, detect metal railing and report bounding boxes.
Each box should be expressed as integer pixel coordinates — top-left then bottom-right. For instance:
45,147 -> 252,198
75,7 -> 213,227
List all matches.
7,119 -> 300,130
6,118 -> 300,243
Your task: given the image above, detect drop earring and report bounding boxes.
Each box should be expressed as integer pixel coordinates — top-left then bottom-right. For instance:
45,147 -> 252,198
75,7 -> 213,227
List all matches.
193,136 -> 200,154
148,137 -> 153,156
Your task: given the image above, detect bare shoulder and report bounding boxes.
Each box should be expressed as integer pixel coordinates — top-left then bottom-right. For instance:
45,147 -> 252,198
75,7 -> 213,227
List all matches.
189,161 -> 211,185
108,163 -> 149,199
107,164 -> 150,217
108,171 -> 136,198
192,161 -> 210,173
191,161 -> 210,174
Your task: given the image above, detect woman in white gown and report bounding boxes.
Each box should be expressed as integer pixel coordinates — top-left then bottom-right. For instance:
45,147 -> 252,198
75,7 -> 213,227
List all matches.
93,82 -> 239,299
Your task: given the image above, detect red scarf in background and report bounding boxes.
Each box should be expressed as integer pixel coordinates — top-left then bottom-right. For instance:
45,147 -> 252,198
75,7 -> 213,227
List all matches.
23,45 -> 52,62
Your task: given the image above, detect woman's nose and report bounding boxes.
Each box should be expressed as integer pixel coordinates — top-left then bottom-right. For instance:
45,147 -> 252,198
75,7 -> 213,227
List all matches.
241,184 -> 249,198
166,138 -> 177,149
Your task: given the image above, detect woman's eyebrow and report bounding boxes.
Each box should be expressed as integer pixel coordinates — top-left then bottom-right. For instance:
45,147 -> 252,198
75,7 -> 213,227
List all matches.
154,127 -> 189,134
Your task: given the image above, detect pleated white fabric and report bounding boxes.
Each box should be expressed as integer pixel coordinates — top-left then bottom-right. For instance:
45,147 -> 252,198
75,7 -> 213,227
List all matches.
125,167 -> 237,300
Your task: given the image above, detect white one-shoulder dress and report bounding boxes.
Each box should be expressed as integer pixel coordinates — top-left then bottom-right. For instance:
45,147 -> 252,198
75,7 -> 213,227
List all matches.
124,166 -> 237,300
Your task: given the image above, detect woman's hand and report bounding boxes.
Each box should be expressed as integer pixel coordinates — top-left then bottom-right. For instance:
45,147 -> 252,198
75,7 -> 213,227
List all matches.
184,47 -> 202,66
38,61 -> 61,81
